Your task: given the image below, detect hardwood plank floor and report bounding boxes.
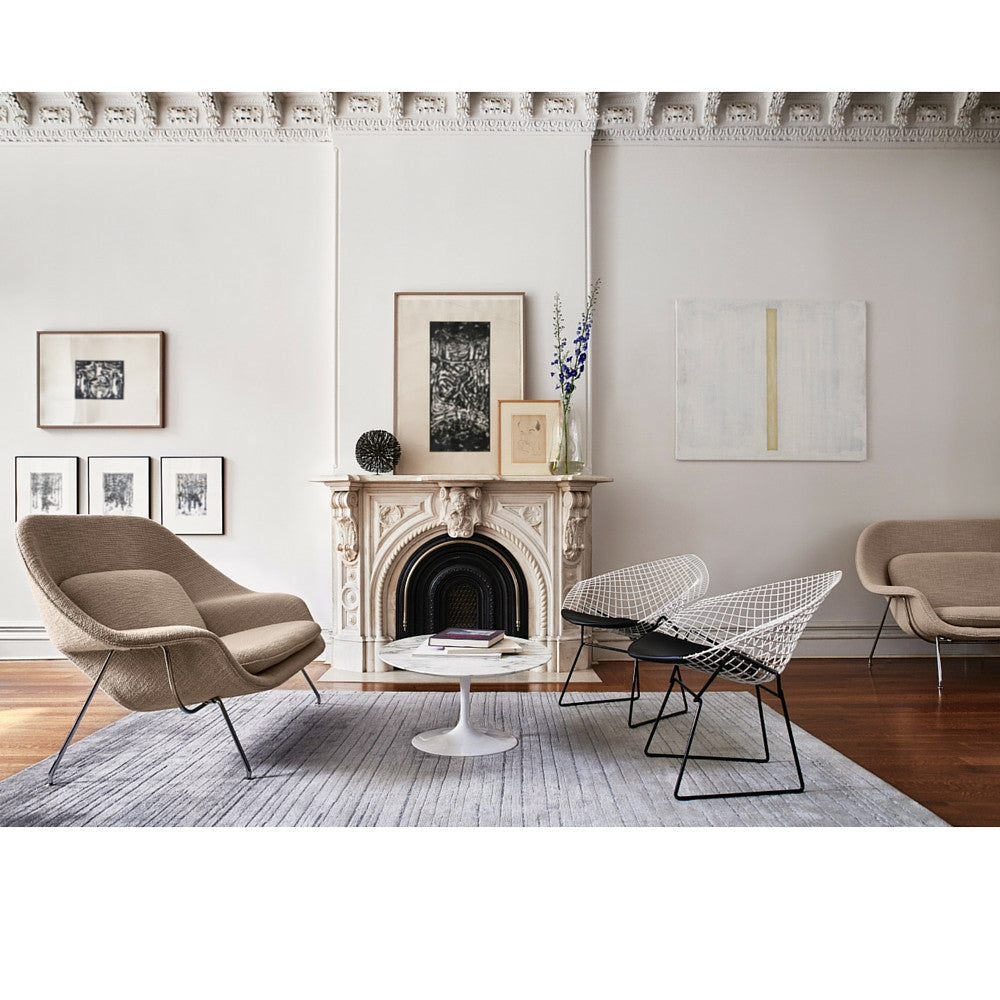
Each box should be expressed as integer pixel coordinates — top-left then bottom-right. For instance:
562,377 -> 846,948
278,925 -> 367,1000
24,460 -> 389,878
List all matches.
2,654 -> 998,826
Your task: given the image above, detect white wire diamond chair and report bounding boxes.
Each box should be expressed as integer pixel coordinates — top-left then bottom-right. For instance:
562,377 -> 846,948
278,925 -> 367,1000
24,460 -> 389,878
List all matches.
559,555 -> 710,722
627,571 -> 842,800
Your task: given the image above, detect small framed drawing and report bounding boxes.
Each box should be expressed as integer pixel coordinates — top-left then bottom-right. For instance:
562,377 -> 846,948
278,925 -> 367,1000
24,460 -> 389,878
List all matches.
498,399 -> 562,476
14,456 -> 79,520
37,331 -> 164,428
87,456 -> 151,517
160,457 -> 224,535
394,292 -> 524,474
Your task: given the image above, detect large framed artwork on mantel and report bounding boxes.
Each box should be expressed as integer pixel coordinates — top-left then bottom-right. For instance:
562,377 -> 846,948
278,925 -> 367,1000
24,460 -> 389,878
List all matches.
394,293 -> 524,474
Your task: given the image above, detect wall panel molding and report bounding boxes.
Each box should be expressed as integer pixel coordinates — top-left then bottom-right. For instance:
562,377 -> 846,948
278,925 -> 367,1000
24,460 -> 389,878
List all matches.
2,92 -> 998,146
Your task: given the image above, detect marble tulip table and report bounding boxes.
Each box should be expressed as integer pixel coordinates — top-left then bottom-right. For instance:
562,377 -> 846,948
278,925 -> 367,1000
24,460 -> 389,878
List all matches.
378,634 -> 551,756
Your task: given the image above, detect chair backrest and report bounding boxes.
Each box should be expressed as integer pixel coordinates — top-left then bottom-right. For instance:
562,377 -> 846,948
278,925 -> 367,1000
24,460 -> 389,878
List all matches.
857,519 -> 1000,591
15,515 -> 245,654
562,554 -> 710,624
668,571 -> 842,681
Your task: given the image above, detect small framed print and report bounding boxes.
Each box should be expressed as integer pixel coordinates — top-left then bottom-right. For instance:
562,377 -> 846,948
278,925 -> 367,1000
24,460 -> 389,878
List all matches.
498,399 -> 562,476
37,331 -> 164,428
160,456 -> 224,535
15,456 -> 79,520
87,456 -> 151,517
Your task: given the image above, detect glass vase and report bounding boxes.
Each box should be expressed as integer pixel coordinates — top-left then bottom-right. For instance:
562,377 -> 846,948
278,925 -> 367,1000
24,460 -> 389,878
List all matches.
549,402 -> 585,475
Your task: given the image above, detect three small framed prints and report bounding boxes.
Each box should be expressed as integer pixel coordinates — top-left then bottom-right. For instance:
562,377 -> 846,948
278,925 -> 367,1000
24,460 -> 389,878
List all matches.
15,456 -> 224,534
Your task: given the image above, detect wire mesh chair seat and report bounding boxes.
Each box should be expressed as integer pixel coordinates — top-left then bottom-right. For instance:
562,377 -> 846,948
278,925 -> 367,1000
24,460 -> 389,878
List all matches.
627,571 -> 842,800
558,554 -> 709,721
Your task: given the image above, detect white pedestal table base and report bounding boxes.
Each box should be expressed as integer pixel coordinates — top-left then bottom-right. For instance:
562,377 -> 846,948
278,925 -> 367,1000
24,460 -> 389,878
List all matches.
411,675 -> 518,756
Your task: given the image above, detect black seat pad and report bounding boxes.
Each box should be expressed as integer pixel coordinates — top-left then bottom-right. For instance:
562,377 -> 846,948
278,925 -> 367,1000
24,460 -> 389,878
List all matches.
561,608 -> 642,630
627,631 -> 712,662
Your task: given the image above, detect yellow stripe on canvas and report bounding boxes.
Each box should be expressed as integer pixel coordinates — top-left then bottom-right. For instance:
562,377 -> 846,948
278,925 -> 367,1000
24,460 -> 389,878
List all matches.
766,308 -> 778,451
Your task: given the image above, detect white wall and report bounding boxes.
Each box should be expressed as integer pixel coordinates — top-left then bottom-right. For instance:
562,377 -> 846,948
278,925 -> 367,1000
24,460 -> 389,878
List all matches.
1,132 -> 593,657
1,141 -> 336,654
4,134 -> 999,658
590,143 -> 1000,647
333,132 -> 592,459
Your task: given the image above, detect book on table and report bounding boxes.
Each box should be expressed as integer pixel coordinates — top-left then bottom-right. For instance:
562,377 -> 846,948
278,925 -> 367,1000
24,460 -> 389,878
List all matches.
428,627 -> 505,648
413,636 -> 521,658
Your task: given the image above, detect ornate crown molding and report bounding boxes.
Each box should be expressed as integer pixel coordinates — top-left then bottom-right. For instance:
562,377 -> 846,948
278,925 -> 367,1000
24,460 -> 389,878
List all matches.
1,91 -> 998,146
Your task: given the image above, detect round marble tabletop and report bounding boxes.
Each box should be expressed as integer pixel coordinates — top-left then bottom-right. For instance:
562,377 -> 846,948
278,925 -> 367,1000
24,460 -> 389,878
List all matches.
379,634 -> 552,756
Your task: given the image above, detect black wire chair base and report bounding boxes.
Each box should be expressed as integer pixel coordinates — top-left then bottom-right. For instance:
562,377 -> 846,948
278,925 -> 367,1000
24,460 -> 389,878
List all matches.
557,626 -> 642,710
46,648 -> 324,786
644,670 -> 805,801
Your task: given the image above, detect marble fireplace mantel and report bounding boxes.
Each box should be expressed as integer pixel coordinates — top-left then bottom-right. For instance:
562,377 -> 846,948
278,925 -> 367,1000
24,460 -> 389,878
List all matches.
313,474 -> 612,674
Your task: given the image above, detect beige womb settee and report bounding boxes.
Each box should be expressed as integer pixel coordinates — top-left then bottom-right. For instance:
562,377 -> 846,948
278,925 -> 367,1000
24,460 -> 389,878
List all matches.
856,518 -> 1000,686
16,514 -> 325,782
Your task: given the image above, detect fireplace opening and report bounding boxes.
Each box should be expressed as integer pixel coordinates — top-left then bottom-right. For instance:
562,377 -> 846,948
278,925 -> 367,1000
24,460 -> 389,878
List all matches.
395,534 -> 529,639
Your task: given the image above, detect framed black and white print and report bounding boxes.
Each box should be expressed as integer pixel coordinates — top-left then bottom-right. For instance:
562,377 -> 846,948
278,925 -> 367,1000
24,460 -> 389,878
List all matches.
14,456 -> 79,520
160,457 -> 224,535
37,331 -> 164,428
394,293 -> 524,474
87,456 -> 151,517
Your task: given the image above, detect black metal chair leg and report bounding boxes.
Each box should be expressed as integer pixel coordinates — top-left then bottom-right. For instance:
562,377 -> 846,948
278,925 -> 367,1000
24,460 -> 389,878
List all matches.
301,667 -> 321,704
212,698 -> 253,780
867,600 -> 891,672
643,670 -> 804,800
558,625 -> 640,708
47,649 -> 115,786
628,662 -> 689,729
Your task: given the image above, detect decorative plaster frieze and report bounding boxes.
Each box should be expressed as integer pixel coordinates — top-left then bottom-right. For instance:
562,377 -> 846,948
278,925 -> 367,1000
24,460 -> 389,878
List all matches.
479,95 -> 512,116
65,92 -> 94,127
231,104 -> 264,126
662,103 -> 694,125
703,92 -> 721,129
788,102 -> 821,124
263,92 -> 282,128
198,92 -> 222,129
766,92 -> 786,128
415,94 -> 447,115
0,92 -> 29,127
132,92 -> 157,128
830,91 -> 852,129
2,92 -> 998,145
39,106 -> 71,125
893,92 -> 915,127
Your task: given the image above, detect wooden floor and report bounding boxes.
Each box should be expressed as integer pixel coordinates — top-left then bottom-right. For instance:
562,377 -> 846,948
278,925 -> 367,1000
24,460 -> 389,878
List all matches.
2,654 -> 998,826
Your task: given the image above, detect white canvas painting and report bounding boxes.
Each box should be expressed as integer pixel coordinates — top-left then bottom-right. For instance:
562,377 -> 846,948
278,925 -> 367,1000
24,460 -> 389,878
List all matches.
675,299 -> 867,461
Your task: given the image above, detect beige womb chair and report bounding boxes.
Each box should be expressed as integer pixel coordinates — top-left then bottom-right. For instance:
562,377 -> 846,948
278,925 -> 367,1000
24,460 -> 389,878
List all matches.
856,518 -> 1000,687
15,514 -> 325,784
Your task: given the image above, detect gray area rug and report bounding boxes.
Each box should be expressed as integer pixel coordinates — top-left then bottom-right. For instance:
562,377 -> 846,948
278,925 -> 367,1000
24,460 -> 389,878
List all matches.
0,690 -> 946,827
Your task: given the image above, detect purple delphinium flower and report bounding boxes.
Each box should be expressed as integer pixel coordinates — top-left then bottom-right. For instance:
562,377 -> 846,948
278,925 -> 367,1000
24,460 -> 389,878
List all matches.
550,279 -> 601,407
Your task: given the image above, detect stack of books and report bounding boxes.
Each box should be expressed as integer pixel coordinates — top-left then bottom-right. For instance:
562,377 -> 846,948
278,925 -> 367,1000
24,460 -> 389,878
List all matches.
412,627 -> 521,658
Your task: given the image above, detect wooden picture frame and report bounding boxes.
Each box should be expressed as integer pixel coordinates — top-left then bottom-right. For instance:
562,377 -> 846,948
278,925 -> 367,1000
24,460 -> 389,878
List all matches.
37,331 -> 164,428
498,399 -> 562,476
87,456 -> 152,517
394,293 -> 524,474
160,456 -> 224,535
14,456 -> 79,520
